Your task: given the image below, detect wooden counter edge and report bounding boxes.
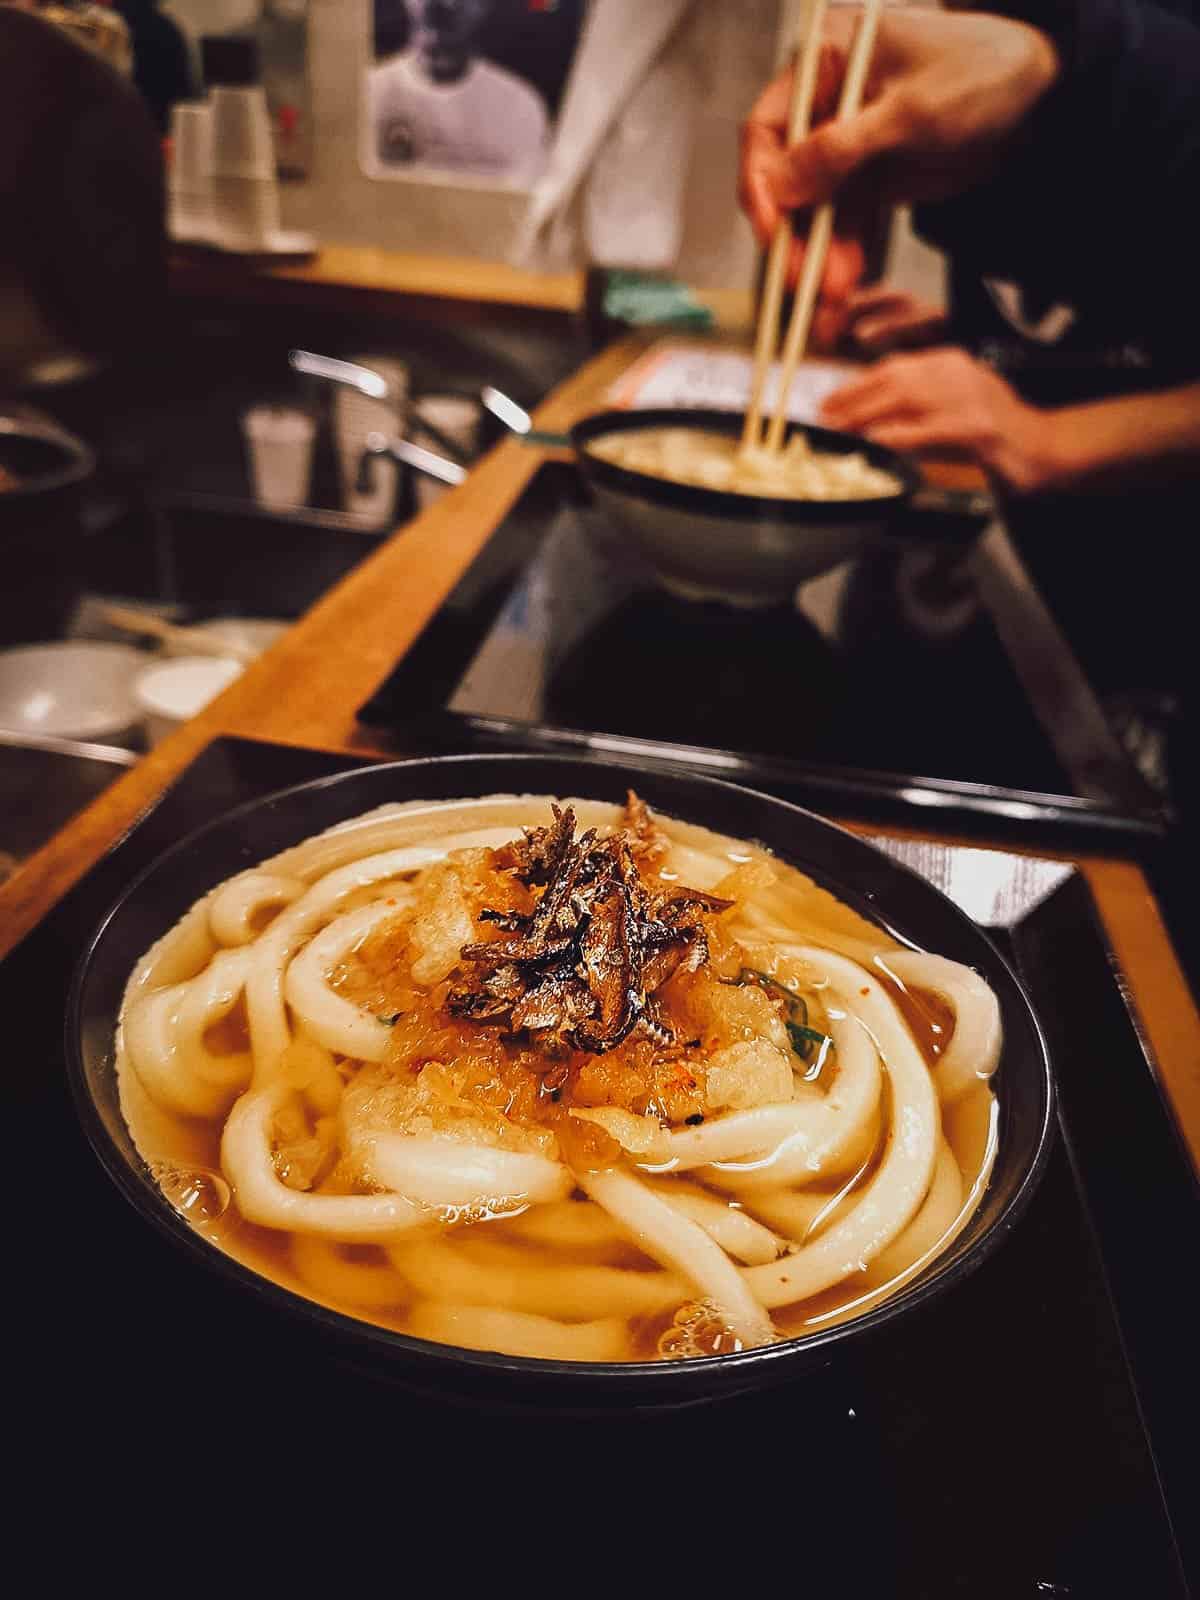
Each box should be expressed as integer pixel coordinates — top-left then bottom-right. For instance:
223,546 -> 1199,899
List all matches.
169,243 -> 587,314
2,331 -> 1198,1176
168,243 -> 758,333
0,333 -> 650,959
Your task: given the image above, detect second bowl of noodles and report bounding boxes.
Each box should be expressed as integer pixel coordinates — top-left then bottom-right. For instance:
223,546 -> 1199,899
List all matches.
68,755 -> 1054,1407
573,408 -> 923,608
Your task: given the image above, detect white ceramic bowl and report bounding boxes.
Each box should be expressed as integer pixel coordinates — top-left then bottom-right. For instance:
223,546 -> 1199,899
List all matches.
134,655 -> 244,747
0,642 -> 144,741
572,409 -> 922,608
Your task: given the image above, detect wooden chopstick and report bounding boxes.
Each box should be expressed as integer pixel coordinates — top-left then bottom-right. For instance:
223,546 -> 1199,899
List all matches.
761,0 -> 885,455
99,603 -> 259,664
741,0 -> 829,455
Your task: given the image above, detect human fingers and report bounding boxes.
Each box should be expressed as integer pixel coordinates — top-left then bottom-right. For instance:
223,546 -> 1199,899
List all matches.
819,361 -> 899,424
810,301 -> 850,352
739,64 -> 800,238
745,64 -> 798,139
776,88 -> 913,209
861,417 -> 973,455
739,121 -> 790,242
847,283 -> 923,315
852,300 -> 948,353
784,226 -> 866,296
824,350 -> 970,423
823,232 -> 866,301
823,382 -> 920,433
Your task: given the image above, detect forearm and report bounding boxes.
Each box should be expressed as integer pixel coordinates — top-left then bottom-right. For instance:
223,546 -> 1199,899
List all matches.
1034,385 -> 1200,493
822,354 -> 1200,494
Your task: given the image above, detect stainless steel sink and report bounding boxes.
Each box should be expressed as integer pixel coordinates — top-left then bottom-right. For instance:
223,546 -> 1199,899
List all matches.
0,732 -> 135,886
82,493 -> 394,624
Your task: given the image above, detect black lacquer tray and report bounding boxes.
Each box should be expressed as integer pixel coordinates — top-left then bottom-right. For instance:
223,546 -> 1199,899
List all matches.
6,735 -> 1196,1595
352,462 -> 1198,987
355,464 -> 1171,839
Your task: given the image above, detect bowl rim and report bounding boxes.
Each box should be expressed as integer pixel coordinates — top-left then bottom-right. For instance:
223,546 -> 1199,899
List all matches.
65,752 -> 1056,1389
0,639 -> 144,664
0,640 -> 145,738
571,407 -> 923,525
0,416 -> 96,497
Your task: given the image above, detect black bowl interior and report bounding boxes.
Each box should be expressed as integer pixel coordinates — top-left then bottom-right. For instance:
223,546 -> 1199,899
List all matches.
571,407 -> 922,525
68,754 -> 1054,1407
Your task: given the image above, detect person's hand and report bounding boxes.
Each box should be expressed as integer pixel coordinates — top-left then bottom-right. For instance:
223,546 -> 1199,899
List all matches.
739,43 -> 872,346
820,348 -> 1054,493
844,283 -> 949,354
739,8 -> 1058,308
741,8 -> 1059,225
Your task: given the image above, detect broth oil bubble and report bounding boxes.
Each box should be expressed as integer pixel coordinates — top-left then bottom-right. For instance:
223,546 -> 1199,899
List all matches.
658,1299 -> 749,1360
153,1163 -> 232,1229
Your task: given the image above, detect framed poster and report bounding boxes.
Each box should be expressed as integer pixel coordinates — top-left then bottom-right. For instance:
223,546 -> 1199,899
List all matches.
363,0 -> 587,190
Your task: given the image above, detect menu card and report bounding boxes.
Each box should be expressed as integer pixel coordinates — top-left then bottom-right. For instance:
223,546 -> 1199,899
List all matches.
607,340 -> 849,422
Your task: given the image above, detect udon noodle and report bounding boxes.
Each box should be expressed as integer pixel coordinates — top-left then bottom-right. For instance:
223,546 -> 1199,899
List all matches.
117,793 -> 1001,1363
587,427 -> 901,501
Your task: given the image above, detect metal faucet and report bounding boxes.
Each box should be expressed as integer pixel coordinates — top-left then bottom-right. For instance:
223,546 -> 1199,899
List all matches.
288,350 -> 472,496
354,430 -> 466,495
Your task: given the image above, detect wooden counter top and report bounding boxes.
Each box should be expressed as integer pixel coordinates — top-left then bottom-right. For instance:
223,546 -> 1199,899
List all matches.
168,241 -> 756,331
170,242 -> 587,315
3,330 -> 1198,1172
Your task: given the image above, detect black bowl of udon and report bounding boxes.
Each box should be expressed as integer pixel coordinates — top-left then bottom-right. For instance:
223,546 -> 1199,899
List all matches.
572,408 -> 930,607
68,755 -> 1054,1409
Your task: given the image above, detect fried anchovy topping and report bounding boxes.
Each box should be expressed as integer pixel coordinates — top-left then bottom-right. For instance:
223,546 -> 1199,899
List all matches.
447,792 -> 731,1054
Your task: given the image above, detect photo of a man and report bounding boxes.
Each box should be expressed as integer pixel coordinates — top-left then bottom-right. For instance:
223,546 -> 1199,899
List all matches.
366,0 -> 581,187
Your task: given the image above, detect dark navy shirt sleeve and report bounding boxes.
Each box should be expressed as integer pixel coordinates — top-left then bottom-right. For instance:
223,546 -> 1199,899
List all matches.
914,1 -> 1200,377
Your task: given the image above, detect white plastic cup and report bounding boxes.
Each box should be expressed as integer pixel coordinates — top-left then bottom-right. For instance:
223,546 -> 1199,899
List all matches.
410,394 -> 481,512
170,102 -> 214,191
241,405 -> 315,509
210,175 -> 282,251
134,656 -> 244,747
169,187 -> 214,245
210,84 -> 276,179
